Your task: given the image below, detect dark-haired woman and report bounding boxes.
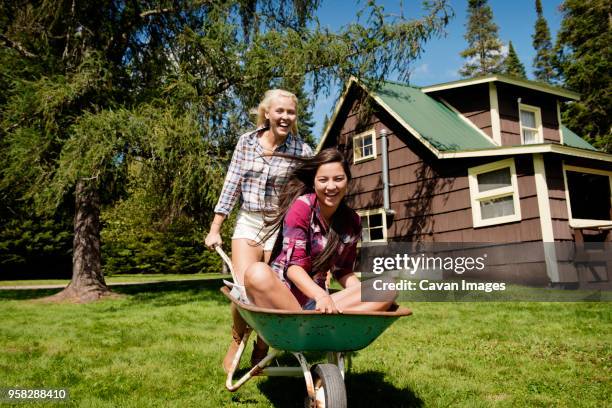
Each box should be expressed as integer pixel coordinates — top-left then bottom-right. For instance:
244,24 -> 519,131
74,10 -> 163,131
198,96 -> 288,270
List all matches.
244,148 -> 395,313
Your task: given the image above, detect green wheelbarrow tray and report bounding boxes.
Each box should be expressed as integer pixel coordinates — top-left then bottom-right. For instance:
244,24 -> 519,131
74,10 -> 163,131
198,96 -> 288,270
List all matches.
221,286 -> 412,352
221,286 -> 411,407
215,246 -> 412,407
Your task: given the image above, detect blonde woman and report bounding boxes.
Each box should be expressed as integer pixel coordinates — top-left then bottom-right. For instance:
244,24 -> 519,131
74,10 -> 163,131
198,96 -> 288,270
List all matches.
205,89 -> 312,372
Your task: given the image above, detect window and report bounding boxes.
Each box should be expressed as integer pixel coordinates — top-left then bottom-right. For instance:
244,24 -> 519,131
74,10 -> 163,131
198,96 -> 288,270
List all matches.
468,158 -> 522,227
357,209 -> 387,242
353,129 -> 377,163
519,104 -> 543,144
563,165 -> 612,226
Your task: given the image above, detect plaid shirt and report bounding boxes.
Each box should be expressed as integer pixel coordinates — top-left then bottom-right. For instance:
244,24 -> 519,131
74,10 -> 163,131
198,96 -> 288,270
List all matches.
214,128 -> 313,215
270,193 -> 361,306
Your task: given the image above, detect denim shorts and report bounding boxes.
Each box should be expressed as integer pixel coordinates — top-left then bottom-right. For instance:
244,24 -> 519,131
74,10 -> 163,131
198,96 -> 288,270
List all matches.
302,299 -> 316,310
231,210 -> 278,252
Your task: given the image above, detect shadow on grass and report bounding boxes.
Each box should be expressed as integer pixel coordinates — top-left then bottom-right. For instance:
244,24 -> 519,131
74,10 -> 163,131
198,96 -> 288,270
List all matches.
346,371 -> 423,407
0,288 -> 63,301
0,278 -> 229,306
257,370 -> 423,407
115,278 -> 228,306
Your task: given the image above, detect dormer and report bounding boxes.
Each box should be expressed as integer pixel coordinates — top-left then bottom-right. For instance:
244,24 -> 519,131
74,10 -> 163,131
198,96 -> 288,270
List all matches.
421,74 -> 580,147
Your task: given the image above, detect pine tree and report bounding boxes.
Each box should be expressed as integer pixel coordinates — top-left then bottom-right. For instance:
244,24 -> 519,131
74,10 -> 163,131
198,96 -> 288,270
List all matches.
502,41 -> 527,78
292,82 -> 317,149
459,0 -> 504,77
532,0 -> 555,82
554,0 -> 611,153
322,114 -> 331,133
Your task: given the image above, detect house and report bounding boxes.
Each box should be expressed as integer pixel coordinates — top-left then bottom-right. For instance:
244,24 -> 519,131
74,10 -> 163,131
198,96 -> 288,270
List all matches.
317,75 -> 612,287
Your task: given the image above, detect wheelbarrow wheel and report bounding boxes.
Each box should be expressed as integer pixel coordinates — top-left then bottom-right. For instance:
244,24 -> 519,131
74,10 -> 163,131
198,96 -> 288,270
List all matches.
305,364 -> 347,408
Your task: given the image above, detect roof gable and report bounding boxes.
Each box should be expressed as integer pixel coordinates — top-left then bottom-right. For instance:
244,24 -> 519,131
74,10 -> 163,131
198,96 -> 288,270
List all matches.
317,77 -> 608,163
374,81 -> 496,152
421,74 -> 580,101
317,78 -> 496,155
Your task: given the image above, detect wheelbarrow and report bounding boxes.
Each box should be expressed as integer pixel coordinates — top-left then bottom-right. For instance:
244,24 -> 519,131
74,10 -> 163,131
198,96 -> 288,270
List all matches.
216,246 -> 411,408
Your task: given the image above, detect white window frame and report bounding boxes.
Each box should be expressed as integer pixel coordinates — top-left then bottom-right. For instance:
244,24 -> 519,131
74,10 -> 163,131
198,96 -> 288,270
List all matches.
518,103 -> 543,145
562,164 -> 612,228
468,158 -> 522,228
352,129 -> 377,163
357,208 -> 387,243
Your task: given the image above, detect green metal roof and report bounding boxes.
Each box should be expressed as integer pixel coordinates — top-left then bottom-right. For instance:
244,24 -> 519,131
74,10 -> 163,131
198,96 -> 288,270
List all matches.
561,125 -> 597,151
372,81 -> 496,152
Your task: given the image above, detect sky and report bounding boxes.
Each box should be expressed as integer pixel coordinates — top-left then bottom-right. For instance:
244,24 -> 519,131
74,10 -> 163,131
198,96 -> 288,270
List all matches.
309,0 -> 565,139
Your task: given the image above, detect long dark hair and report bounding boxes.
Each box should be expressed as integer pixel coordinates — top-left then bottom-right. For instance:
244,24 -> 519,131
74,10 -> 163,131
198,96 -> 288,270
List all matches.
262,148 -> 353,274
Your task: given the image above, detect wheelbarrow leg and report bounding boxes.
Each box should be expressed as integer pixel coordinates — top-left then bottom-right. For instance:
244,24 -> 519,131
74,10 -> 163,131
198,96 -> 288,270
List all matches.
327,352 -> 346,379
292,352 -> 316,404
225,344 -> 281,392
224,327 -> 251,391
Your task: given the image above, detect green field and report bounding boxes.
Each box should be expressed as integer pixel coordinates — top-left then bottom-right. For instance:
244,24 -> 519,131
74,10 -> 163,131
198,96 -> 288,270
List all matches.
0,274 -> 229,287
0,279 -> 610,407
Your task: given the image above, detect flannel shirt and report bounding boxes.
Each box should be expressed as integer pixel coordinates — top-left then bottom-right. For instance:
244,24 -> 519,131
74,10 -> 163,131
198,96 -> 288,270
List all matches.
213,128 -> 313,215
270,193 -> 361,306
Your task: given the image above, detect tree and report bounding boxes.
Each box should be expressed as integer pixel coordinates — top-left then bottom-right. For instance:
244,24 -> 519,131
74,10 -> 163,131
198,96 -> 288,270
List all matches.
553,0 -> 611,152
294,83 -> 317,149
0,0 -> 452,302
532,0 -> 554,82
459,0 -> 504,77
322,114 -> 331,134
502,41 -> 527,78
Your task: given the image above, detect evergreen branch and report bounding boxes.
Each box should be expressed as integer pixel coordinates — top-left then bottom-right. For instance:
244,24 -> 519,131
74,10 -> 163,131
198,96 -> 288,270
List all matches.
140,8 -> 174,18
139,1 -> 214,18
0,34 -> 37,58
80,173 -> 100,181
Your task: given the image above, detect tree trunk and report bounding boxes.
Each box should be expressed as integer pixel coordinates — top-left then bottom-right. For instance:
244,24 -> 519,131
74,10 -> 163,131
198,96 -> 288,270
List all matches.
46,179 -> 114,302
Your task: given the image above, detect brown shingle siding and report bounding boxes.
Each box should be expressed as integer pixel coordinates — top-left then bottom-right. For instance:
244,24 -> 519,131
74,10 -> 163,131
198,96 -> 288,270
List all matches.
390,189 -> 471,215
549,198 -> 569,220
552,220 -> 573,240
517,174 -> 537,197
387,145 -> 423,167
520,196 -> 541,219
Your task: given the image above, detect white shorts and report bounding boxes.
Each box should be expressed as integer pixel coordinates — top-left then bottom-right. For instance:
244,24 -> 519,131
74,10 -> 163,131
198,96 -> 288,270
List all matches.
231,210 -> 278,252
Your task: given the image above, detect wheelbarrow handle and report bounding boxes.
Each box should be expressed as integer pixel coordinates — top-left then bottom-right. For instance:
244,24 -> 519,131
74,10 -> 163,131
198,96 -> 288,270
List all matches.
215,246 -> 237,284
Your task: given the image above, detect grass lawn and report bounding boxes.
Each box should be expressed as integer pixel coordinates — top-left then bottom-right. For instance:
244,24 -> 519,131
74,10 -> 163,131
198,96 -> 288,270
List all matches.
0,274 -> 229,287
0,279 -> 610,407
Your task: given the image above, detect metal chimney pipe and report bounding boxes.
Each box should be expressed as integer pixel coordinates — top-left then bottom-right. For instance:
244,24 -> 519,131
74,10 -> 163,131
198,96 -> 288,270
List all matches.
380,128 -> 392,213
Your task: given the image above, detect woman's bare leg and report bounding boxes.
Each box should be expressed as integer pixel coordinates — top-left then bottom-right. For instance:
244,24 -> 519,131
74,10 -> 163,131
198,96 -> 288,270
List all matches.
331,278 -> 397,312
252,250 -> 273,362
245,262 -> 302,310
229,238 -> 264,332
231,239 -> 264,285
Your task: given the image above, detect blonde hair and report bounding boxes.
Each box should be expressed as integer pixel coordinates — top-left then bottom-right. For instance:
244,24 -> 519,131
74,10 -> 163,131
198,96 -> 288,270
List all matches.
256,89 -> 299,135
